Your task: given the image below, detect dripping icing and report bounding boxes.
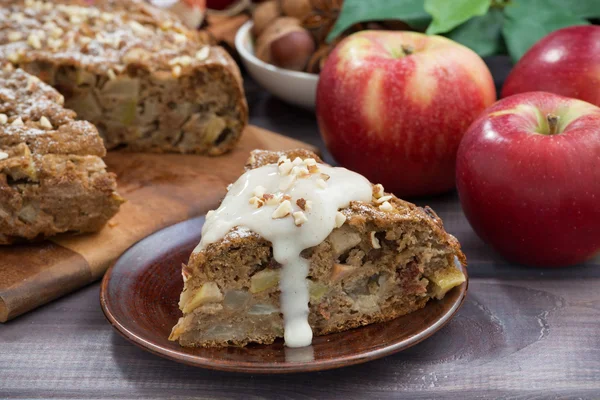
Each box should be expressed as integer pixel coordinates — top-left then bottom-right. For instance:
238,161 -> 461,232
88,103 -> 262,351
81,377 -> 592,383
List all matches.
196,158 -> 372,348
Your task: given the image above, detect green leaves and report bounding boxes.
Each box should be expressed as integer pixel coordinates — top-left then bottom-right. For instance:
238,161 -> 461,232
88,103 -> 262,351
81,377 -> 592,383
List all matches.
502,0 -> 590,62
327,0 -> 600,62
445,8 -> 505,57
326,0 -> 430,43
424,0 -> 489,35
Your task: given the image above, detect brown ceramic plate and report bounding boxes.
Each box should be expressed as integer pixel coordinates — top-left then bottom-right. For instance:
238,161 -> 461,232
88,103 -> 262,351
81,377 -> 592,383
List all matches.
100,216 -> 468,373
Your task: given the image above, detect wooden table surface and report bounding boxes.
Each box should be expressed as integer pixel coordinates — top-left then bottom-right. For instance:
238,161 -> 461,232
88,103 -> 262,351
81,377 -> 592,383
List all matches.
2,59 -> 600,399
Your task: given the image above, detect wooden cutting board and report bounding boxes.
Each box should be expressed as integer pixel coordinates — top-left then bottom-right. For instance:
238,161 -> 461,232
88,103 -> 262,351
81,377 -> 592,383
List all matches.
0,125 -> 316,322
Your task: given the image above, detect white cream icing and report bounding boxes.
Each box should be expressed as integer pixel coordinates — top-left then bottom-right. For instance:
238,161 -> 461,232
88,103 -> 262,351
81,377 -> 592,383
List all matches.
196,157 -> 372,347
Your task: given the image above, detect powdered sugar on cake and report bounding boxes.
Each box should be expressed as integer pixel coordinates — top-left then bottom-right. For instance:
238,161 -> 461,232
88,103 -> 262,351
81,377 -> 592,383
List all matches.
196,156 -> 372,347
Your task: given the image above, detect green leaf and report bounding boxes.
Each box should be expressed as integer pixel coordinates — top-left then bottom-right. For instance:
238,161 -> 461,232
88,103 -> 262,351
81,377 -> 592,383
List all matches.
566,0 -> 600,18
445,8 -> 505,57
503,0 -> 590,63
424,0 -> 490,35
326,0 -> 431,43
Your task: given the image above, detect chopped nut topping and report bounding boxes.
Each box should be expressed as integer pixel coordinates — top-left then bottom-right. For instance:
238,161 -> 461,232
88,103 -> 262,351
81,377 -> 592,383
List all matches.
253,185 -> 266,198
47,38 -> 63,50
247,153 -> 256,164
79,36 -> 92,45
277,155 -> 289,165
278,160 -> 293,175
373,184 -> 384,198
173,33 -> 187,44
296,198 -> 307,210
370,231 -> 381,249
304,158 -> 317,166
11,12 -> 25,22
293,211 -> 308,226
27,33 -> 42,49
8,31 -> 22,42
171,65 -> 182,78
107,69 -> 117,81
7,52 -> 21,63
335,211 -> 346,228
169,55 -> 193,66
0,152 -> 8,161
195,47 -> 210,60
249,196 -> 264,208
304,200 -> 313,211
283,194 -> 292,201
379,201 -> 393,212
320,173 -> 330,181
272,200 -> 292,219
291,165 -> 309,177
26,76 -> 38,91
39,116 -> 53,129
227,184 -> 233,191
160,20 -> 174,30
0,114 -> 7,125
264,193 -> 280,206
292,157 -> 303,166
11,117 -> 24,126
376,195 -> 392,204
129,20 -> 150,36
316,178 -> 328,189
49,26 -> 64,39
308,164 -> 319,174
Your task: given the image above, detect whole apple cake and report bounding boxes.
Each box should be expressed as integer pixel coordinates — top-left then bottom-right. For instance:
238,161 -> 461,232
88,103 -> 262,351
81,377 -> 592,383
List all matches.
170,149 -> 466,347
0,66 -> 123,244
0,0 -> 248,155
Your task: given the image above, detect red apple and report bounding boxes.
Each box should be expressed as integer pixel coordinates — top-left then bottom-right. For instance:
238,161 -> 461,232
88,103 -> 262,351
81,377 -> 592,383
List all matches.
316,30 -> 496,197
502,26 -> 600,107
456,92 -> 600,267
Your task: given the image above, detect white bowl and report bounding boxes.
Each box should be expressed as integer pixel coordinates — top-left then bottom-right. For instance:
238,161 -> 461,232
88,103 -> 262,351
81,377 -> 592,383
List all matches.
235,20 -> 319,110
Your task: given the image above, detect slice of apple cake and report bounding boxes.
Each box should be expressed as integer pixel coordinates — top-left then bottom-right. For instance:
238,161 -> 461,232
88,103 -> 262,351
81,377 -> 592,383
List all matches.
170,149 -> 466,347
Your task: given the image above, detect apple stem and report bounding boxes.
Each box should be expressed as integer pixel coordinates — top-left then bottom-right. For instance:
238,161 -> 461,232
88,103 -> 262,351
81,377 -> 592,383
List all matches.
547,113 -> 560,135
401,45 -> 414,56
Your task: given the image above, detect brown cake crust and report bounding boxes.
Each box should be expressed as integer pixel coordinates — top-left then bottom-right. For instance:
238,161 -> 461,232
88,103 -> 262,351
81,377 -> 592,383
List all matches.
0,67 -> 123,244
171,149 -> 466,347
0,0 -> 248,155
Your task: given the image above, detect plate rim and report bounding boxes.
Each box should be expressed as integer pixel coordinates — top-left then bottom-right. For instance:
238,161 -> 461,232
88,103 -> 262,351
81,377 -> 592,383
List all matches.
100,217 -> 469,374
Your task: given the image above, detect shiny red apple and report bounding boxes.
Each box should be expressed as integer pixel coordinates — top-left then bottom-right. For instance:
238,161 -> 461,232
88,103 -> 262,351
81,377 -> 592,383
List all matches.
456,92 -> 600,267
316,31 -> 496,197
503,25 -> 600,107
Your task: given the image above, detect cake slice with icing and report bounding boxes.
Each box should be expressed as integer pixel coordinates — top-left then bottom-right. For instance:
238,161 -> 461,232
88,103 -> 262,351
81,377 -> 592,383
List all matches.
169,149 -> 466,347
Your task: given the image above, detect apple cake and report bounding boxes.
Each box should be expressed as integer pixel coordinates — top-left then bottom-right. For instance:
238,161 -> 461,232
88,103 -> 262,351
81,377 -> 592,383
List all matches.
170,149 -> 466,347
0,0 -> 248,155
0,66 -> 123,244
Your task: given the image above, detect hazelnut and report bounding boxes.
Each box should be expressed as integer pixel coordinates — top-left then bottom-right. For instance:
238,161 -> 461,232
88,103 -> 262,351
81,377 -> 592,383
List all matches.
271,30 -> 315,71
252,0 -> 281,37
255,17 -> 300,64
279,0 -> 311,19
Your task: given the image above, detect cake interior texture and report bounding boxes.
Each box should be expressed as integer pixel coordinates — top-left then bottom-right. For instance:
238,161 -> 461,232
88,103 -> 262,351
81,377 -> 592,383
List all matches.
170,150 -> 466,347
0,67 -> 123,244
0,0 -> 248,155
